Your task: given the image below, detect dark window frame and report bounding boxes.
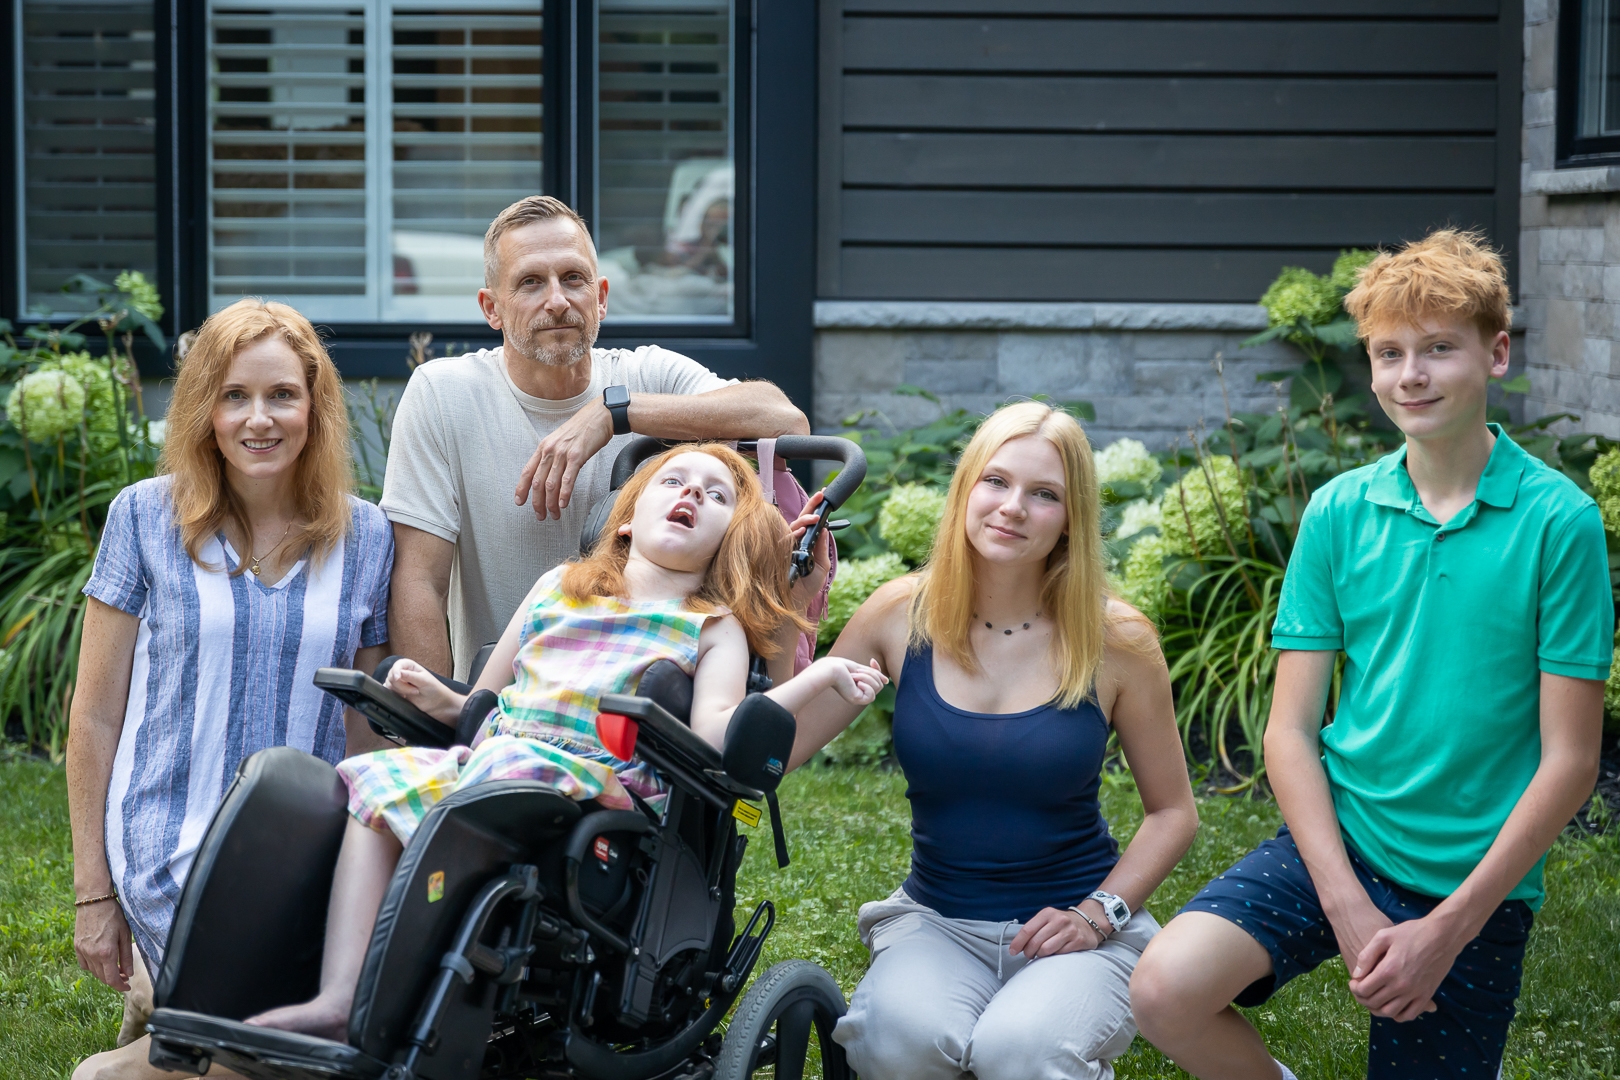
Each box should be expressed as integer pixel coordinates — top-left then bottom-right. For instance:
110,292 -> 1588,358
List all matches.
4,0 -> 814,409
1557,0 -> 1620,166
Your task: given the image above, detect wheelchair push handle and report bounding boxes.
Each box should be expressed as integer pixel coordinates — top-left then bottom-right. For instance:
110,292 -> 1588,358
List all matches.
606,433 -> 868,510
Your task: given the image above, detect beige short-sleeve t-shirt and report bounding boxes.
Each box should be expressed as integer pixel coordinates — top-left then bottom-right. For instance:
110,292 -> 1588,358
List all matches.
380,344 -> 733,679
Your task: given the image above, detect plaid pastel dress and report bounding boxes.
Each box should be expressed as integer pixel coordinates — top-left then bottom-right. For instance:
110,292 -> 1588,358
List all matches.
340,567 -> 711,842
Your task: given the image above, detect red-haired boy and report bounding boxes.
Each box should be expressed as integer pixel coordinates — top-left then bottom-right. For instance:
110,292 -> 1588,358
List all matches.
1129,230 -> 1614,1080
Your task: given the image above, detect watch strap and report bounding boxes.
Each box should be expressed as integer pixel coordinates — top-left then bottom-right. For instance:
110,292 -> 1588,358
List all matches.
1087,890 -> 1131,933
603,384 -> 631,436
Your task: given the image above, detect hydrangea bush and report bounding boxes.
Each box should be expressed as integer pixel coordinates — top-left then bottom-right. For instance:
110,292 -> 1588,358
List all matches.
818,552 -> 908,646
0,271 -> 165,756
1159,455 -> 1248,559
877,483 -> 947,564
1095,437 -> 1162,490
6,370 -> 86,443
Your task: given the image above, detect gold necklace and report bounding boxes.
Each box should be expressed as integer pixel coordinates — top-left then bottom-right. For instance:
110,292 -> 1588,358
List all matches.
248,520 -> 295,577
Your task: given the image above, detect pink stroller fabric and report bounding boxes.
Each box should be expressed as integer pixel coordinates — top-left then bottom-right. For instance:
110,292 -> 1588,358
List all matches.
753,438 -> 837,674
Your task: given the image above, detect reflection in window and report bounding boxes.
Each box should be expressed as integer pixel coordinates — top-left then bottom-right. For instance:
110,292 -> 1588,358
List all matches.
596,0 -> 733,323
207,1 -> 542,322
1578,0 -> 1620,139
18,2 -> 157,313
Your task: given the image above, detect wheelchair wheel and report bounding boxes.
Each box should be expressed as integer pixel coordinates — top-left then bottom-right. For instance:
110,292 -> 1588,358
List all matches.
713,960 -> 850,1080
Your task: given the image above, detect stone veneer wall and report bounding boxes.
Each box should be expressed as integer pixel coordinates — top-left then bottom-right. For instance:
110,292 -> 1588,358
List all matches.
815,301 -> 1342,451
1521,0 -> 1620,438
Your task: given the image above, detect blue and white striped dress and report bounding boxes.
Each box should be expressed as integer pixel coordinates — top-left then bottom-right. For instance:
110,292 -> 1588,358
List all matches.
83,476 -> 392,970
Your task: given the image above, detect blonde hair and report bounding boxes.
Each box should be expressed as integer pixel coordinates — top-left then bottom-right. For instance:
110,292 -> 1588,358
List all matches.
561,443 -> 808,657
160,299 -> 354,573
1343,228 -> 1512,341
909,401 -> 1145,708
484,195 -> 593,287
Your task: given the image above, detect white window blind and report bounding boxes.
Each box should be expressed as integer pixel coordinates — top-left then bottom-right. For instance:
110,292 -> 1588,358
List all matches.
595,0 -> 733,322
208,0 -> 542,322
18,1 -> 157,315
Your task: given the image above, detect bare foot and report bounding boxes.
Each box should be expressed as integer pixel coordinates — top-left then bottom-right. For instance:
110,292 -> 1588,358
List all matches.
243,994 -> 350,1042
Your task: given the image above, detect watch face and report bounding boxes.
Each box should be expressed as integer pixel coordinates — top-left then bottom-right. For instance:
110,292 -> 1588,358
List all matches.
604,385 -> 630,408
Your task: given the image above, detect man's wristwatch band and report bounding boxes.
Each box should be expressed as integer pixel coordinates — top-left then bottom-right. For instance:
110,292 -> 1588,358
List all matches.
603,384 -> 631,436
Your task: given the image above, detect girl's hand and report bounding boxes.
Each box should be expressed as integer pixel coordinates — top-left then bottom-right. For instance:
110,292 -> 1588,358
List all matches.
786,491 -> 832,611
1008,905 -> 1106,959
813,656 -> 888,705
75,899 -> 134,991
384,659 -> 466,725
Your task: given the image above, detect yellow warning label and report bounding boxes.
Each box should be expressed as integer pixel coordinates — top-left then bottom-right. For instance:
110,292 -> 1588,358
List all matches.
427,870 -> 445,903
731,800 -> 762,828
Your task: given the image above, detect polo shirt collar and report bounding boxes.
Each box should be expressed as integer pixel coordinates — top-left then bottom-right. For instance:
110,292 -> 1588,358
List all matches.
1363,424 -> 1526,515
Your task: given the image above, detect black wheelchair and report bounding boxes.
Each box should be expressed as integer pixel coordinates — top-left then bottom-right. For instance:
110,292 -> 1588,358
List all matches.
144,436 -> 866,1080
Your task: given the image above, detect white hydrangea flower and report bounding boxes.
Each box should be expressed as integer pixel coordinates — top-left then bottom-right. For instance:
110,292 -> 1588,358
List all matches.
1095,438 -> 1162,489
7,369 -> 86,442
1115,497 -> 1162,540
146,419 -> 167,446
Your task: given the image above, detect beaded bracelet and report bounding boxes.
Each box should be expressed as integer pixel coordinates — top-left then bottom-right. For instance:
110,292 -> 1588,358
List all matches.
74,892 -> 118,908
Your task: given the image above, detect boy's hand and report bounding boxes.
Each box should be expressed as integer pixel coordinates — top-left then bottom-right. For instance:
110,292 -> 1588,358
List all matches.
813,656 -> 888,705
1325,890 -> 1394,978
384,658 -> 467,725
1348,914 -> 1461,1022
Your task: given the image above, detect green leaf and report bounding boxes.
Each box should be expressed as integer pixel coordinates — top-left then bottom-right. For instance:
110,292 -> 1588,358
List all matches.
1240,324 -> 1296,350
1494,374 -> 1533,395
1309,319 -> 1360,349
892,384 -> 941,404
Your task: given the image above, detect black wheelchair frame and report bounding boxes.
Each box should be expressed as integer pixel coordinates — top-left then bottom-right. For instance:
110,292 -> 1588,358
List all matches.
142,436 -> 865,1080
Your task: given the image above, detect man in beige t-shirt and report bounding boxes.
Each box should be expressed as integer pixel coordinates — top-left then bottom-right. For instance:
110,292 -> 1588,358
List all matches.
381,196 -> 806,680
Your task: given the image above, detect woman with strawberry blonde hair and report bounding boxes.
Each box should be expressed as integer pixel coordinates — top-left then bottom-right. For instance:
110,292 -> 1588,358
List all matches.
792,400 -> 1198,1080
67,299 -> 394,1080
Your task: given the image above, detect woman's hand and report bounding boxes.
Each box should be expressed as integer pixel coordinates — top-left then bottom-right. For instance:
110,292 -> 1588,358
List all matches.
1008,905 -> 1107,959
786,491 -> 832,612
75,899 -> 134,991
810,656 -> 888,706
384,658 -> 467,725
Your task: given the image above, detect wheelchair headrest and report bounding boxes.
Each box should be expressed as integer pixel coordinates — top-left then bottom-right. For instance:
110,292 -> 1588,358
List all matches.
722,693 -> 795,794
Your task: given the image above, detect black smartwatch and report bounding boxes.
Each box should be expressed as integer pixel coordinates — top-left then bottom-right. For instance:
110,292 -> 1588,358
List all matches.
603,384 -> 631,436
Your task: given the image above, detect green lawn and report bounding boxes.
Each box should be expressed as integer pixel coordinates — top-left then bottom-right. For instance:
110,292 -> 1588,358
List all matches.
6,752 -> 1618,1079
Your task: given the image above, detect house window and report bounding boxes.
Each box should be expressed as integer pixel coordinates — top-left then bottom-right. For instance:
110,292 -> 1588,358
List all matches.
595,0 -> 734,325
15,1 -> 158,314
207,1 -> 543,323
1559,0 -> 1620,164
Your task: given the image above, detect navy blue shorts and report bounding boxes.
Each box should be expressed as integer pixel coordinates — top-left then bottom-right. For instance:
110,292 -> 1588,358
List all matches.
1183,827 -> 1534,1080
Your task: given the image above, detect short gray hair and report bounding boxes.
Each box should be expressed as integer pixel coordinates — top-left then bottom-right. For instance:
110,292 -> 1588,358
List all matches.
483,195 -> 594,287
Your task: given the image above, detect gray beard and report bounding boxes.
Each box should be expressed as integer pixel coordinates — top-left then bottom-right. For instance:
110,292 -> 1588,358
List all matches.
509,320 -> 596,368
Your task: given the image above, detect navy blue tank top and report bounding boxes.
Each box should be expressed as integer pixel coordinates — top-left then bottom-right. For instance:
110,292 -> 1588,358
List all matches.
892,647 -> 1120,922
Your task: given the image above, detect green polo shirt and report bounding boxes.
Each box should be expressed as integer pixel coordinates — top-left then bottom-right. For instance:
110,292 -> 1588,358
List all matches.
1272,426 -> 1613,908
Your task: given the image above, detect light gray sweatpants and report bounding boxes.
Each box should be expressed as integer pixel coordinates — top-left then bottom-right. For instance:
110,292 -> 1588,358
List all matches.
832,888 -> 1159,1080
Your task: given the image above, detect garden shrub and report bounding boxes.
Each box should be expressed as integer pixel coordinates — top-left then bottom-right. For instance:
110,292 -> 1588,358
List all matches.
1094,437 -> 1161,490
877,483 -> 946,565
819,552 -> 908,647
1160,455 -> 1248,560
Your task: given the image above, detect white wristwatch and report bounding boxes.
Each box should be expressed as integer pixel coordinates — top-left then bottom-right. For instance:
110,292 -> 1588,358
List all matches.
1088,890 -> 1131,934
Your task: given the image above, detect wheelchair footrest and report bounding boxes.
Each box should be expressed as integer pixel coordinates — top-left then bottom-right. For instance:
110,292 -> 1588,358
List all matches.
146,1009 -> 389,1080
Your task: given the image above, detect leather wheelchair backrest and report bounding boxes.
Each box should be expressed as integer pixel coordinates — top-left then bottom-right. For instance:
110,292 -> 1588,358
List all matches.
154,747 -> 349,1019
349,782 -> 583,1072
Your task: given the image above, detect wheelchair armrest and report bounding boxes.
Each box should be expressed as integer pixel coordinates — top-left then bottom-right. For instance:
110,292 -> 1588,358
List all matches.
314,668 -> 457,749
597,693 -> 766,810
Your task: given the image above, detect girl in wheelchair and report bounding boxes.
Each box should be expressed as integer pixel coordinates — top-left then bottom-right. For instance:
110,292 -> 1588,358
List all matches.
246,443 -> 886,1040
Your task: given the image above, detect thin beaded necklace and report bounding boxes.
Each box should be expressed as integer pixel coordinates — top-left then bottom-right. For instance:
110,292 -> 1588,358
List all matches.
974,611 -> 1042,636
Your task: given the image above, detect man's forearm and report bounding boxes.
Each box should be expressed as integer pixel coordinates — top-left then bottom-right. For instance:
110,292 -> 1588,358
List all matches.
389,580 -> 453,674
628,382 -> 808,440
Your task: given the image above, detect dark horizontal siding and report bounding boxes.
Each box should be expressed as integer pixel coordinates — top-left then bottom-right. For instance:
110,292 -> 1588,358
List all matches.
844,76 -> 1498,133
842,191 -> 1499,246
819,1 -> 1520,303
844,19 -> 1499,75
